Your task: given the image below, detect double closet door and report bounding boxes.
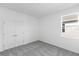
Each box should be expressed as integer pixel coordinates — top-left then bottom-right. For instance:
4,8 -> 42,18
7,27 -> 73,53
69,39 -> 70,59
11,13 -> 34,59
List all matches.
2,15 -> 25,50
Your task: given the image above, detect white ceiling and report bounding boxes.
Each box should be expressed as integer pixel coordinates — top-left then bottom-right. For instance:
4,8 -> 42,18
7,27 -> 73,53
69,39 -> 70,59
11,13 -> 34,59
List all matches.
0,3 -> 78,18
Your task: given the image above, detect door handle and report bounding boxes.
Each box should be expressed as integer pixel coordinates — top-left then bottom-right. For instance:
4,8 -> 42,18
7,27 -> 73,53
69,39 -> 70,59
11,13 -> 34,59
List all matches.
13,34 -> 18,37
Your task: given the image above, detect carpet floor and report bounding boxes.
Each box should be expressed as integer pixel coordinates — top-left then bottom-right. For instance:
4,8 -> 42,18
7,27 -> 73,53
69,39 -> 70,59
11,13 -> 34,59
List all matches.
0,41 -> 79,56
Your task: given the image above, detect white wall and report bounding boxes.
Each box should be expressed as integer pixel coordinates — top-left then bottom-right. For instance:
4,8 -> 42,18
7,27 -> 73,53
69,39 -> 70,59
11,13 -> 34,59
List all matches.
40,6 -> 79,53
0,7 -> 39,51
1,5 -> 79,54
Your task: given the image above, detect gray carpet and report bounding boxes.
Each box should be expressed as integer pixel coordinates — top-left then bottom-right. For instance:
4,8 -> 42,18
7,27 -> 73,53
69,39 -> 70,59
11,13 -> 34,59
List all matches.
0,41 -> 79,56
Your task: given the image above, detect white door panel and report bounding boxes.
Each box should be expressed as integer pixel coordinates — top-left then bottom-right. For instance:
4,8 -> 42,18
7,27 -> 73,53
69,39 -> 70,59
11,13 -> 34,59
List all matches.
16,26 -> 24,46
0,19 -> 4,51
4,20 -> 16,50
15,17 -> 24,46
4,33 -> 16,50
0,34 -> 3,51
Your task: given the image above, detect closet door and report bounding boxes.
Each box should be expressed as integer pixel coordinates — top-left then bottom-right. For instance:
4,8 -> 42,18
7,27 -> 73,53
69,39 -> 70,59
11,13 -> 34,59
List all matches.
15,17 -> 24,46
4,18 -> 16,50
0,19 -> 3,51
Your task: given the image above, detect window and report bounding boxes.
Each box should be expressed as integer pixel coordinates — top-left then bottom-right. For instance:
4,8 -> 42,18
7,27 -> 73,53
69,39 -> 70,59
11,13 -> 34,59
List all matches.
61,14 -> 78,33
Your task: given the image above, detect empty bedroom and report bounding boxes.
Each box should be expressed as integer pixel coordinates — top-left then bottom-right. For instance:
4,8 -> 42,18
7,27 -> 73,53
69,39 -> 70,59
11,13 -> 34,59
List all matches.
0,3 -> 79,56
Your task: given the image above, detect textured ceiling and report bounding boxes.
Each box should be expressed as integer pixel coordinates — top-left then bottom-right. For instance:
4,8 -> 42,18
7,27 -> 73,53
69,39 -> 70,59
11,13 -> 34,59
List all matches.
0,3 -> 78,18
